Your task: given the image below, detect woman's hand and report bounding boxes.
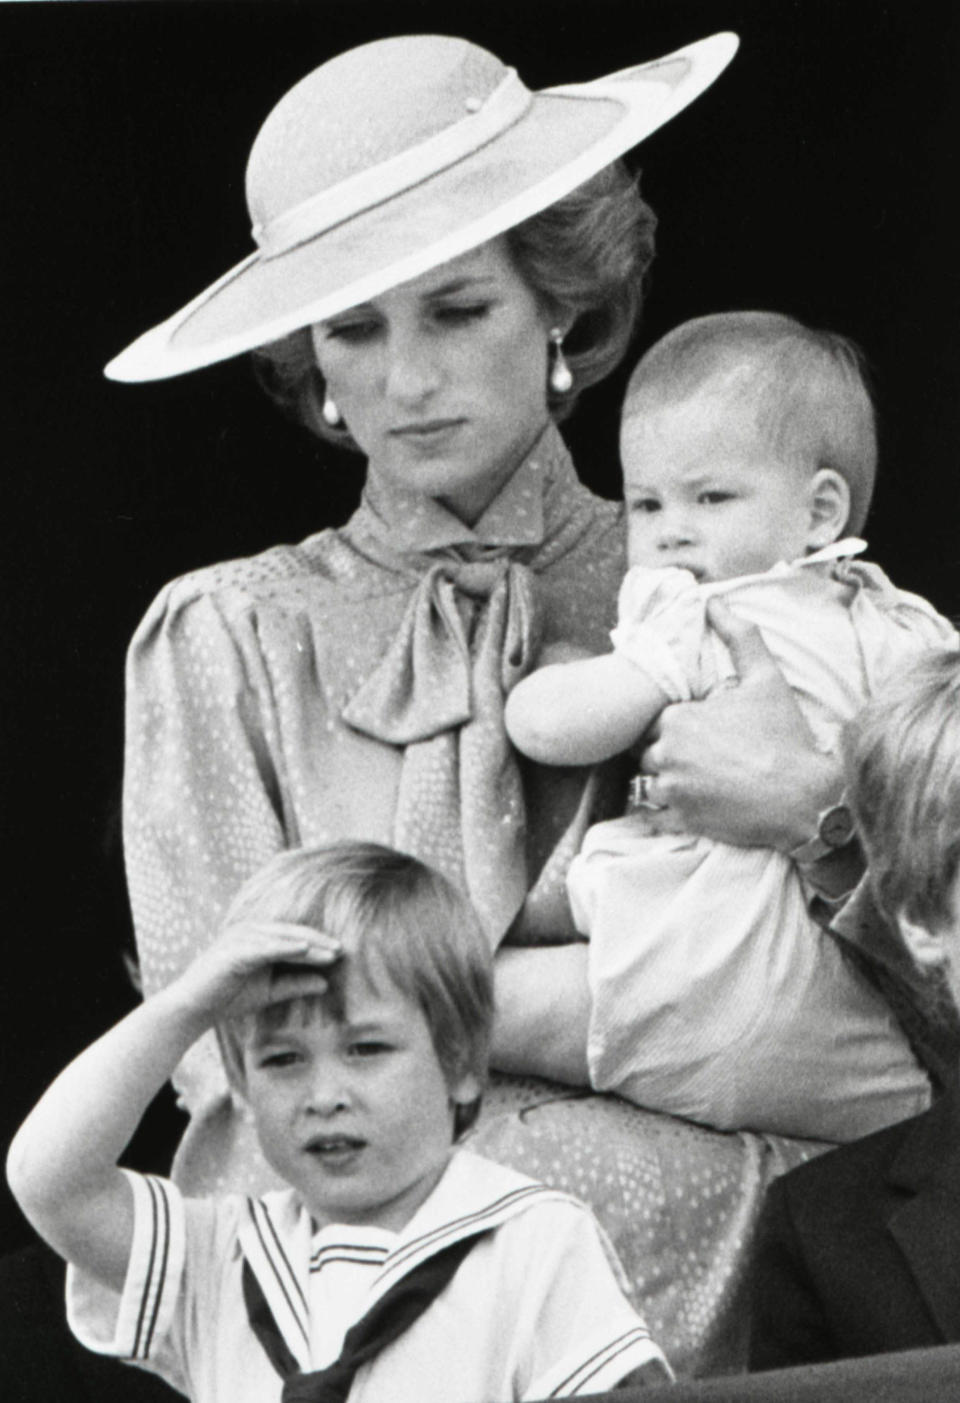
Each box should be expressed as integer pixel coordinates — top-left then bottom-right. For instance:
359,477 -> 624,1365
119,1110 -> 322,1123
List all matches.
172,920 -> 341,1029
636,599 -> 843,850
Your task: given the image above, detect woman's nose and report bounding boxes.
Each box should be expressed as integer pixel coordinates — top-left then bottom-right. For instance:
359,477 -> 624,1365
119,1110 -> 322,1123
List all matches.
382,329 -> 442,404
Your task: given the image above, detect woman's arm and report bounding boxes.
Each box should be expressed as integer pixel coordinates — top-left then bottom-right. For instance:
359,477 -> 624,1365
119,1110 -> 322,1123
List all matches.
505,652 -> 670,766
6,923 -> 335,1292
124,585 -> 289,1114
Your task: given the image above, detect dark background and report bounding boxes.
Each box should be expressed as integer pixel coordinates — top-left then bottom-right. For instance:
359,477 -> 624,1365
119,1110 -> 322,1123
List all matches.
2,0 -> 958,1253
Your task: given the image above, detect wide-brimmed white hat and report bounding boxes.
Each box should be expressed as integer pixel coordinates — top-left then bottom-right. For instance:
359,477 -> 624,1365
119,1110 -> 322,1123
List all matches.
106,31 -> 738,382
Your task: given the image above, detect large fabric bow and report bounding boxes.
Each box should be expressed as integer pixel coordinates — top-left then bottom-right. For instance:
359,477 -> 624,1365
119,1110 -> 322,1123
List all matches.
342,555 -> 540,943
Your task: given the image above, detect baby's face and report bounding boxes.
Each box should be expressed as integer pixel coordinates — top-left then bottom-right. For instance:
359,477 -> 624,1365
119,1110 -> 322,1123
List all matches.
621,392 -> 820,582
241,958 -> 473,1231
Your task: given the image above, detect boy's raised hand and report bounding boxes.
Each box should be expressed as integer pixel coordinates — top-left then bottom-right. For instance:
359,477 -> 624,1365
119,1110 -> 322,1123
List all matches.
7,919 -> 339,1296
172,920 -> 341,1027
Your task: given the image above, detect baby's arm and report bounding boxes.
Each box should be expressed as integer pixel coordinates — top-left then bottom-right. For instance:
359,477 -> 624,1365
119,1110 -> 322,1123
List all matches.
505,652 -> 670,766
6,922 -> 337,1292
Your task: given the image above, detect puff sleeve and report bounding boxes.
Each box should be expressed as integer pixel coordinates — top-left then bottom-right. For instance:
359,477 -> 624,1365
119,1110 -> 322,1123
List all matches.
123,578 -> 289,1111
841,561 -> 959,689
609,566 -> 709,703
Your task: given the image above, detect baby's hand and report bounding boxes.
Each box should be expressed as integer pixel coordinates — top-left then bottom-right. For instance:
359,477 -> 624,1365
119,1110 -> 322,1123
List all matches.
170,920 -> 341,1028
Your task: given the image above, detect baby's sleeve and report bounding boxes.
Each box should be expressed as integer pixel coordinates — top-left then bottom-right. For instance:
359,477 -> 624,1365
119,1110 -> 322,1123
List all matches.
843,561 -> 959,692
510,1201 -> 672,1397
609,566 -> 708,703
66,1171 -> 190,1392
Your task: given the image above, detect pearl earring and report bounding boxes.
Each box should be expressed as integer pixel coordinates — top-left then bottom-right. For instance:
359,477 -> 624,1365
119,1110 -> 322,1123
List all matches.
322,393 -> 344,428
548,328 -> 573,395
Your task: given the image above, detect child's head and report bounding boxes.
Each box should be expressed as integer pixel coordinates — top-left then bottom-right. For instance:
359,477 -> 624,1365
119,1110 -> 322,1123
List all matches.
219,842 -> 493,1230
844,649 -> 960,1003
620,311 -> 877,582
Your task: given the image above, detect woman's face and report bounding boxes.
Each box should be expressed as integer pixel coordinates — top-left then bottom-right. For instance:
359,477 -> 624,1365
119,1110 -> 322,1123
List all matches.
310,239 -> 556,525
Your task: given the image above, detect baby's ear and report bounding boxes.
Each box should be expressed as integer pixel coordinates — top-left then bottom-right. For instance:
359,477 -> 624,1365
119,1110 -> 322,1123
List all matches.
807,468 -> 851,548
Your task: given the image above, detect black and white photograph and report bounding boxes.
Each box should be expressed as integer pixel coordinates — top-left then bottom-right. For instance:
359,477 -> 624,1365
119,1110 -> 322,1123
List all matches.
2,2 -> 959,1399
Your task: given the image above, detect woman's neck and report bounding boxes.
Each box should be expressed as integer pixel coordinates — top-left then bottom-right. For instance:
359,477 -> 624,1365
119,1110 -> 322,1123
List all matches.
429,420 -> 553,528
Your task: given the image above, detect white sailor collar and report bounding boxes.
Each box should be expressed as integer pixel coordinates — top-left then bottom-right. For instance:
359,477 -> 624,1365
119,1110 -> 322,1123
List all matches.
236,1149 -> 575,1372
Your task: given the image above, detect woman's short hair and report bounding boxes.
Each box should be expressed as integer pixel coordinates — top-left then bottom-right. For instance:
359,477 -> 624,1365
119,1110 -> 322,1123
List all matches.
252,160 -> 656,448
845,648 -> 960,934
623,311 -> 878,534
218,842 -> 493,1134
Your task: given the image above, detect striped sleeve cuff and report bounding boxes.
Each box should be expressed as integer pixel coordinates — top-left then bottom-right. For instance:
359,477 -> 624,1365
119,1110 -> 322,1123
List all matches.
67,1170 -> 185,1365
534,1322 -> 673,1397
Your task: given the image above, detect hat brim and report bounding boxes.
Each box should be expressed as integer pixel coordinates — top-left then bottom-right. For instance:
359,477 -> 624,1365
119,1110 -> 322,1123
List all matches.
106,32 -> 738,382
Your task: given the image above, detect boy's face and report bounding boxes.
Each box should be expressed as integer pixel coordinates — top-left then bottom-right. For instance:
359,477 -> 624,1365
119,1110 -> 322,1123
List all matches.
620,392 -> 827,582
240,960 -> 477,1232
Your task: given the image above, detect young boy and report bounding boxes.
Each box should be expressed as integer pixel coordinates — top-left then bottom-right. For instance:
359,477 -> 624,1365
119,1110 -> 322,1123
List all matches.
500,311 -> 957,1142
6,842 -> 670,1402
750,649 -> 960,1366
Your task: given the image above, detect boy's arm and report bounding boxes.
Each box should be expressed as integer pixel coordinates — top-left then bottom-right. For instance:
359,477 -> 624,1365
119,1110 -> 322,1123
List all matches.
6,922 -> 337,1292
505,653 -> 670,766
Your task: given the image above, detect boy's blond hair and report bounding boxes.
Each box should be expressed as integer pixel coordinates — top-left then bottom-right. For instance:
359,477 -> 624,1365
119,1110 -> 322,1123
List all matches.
845,648 -> 960,933
623,311 -> 877,533
218,843 -> 493,1131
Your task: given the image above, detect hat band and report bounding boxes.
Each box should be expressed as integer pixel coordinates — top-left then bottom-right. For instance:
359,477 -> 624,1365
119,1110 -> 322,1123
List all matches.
252,68 -> 532,260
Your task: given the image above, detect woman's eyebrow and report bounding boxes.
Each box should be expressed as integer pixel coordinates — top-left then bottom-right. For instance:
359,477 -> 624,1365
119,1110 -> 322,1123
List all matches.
423,275 -> 496,299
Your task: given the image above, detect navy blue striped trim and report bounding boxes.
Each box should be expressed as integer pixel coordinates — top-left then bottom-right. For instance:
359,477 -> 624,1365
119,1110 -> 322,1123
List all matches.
549,1326 -> 654,1395
247,1199 -> 309,1345
130,1177 -> 159,1360
131,1176 -> 169,1361
141,1178 -> 170,1360
310,1244 -> 389,1273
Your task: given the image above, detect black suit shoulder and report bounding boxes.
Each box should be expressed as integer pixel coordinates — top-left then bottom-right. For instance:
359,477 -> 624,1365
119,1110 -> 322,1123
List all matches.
770,1113 -> 918,1224
749,1106 -> 947,1371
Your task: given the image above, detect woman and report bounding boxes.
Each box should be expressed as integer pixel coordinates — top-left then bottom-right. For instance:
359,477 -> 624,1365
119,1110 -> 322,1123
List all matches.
115,32 -> 849,1375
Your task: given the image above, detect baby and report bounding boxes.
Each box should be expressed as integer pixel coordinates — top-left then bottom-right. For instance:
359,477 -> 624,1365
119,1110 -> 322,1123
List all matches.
6,842 -> 670,1401
502,311 -> 958,1142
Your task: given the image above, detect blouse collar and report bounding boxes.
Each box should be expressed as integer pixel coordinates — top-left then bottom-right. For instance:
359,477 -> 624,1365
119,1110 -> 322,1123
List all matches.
355,420 -> 575,556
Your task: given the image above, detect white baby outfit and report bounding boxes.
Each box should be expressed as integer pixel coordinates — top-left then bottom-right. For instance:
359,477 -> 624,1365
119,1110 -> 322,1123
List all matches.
568,543 -> 958,1141
66,1149 -> 669,1401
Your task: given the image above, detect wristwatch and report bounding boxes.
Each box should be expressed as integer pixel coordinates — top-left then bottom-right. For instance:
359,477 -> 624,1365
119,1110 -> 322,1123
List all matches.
789,798 -> 857,865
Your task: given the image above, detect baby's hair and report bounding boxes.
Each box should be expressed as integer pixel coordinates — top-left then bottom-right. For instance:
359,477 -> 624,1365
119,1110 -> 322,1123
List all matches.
218,842 -> 493,1133
623,311 -> 877,533
845,648 -> 960,934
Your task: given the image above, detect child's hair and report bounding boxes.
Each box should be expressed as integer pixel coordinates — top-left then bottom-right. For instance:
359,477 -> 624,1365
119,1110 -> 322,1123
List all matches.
218,842 -> 493,1132
845,648 -> 960,934
622,311 -> 877,534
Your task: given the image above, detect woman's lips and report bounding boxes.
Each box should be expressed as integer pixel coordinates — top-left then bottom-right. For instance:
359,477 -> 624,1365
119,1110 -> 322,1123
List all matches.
389,419 -> 465,441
